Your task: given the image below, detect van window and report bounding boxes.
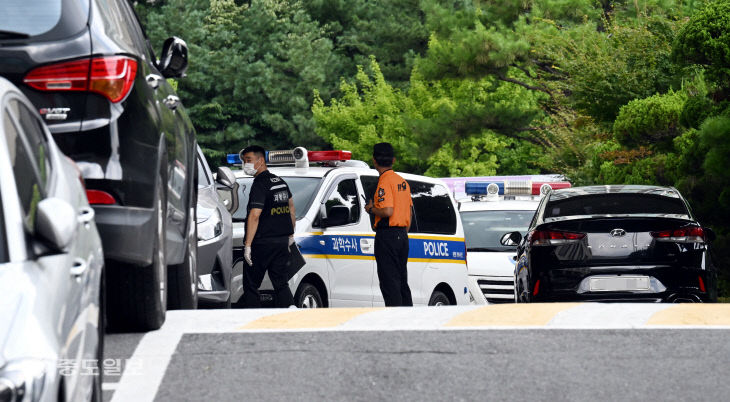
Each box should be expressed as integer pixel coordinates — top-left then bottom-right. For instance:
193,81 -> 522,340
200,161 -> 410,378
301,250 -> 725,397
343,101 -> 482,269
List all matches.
233,176 -> 321,221
320,179 -> 360,227
409,181 -> 456,235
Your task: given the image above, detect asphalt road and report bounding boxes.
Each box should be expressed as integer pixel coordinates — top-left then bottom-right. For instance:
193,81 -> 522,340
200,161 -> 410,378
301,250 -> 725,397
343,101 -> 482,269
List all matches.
102,305 -> 730,402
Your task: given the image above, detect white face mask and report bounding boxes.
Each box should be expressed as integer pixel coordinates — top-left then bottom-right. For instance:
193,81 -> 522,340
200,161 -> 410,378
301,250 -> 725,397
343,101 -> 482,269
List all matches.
243,159 -> 261,176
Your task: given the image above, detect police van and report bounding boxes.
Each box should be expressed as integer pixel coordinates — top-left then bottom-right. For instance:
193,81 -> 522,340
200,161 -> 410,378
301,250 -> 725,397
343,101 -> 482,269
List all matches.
441,176 -> 570,304
228,148 -> 469,307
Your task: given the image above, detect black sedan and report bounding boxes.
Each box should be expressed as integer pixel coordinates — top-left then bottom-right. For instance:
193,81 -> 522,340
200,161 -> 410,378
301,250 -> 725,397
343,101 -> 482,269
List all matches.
503,185 -> 717,303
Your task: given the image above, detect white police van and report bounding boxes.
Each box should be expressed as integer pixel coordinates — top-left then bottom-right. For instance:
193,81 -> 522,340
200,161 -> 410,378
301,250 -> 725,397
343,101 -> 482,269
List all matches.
441,176 -> 570,304
228,148 -> 469,307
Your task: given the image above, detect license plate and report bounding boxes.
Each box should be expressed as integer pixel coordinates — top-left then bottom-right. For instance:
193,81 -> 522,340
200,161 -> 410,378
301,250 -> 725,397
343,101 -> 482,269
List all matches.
588,276 -> 650,292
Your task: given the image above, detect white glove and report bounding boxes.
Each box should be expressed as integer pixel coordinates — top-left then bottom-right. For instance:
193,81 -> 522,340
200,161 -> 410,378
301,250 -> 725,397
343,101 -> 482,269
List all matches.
244,245 -> 252,266
288,236 -> 295,247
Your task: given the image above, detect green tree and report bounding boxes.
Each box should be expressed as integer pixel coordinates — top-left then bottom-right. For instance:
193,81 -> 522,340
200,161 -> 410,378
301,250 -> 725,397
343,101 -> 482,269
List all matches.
139,0 -> 338,164
673,0 -> 730,92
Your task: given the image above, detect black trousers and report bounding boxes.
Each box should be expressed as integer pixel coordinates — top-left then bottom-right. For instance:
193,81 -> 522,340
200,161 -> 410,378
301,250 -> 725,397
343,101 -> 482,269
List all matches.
374,227 -> 412,307
242,238 -> 294,308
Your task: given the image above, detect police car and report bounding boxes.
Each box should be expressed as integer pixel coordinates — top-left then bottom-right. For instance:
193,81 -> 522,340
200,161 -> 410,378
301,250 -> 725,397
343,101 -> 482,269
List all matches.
442,177 -> 570,304
227,148 -> 469,307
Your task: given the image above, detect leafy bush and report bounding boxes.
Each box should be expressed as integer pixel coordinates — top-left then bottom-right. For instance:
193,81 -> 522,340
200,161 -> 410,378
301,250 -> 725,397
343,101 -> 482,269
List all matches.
680,95 -> 716,129
613,91 -> 686,148
672,0 -> 730,89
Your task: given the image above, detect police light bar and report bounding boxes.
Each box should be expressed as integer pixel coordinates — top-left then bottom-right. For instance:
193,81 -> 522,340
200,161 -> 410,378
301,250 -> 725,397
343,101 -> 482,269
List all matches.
531,182 -> 571,195
465,180 -> 571,196
465,181 -> 504,195
228,148 -> 352,166
227,153 -> 242,165
308,150 -> 351,162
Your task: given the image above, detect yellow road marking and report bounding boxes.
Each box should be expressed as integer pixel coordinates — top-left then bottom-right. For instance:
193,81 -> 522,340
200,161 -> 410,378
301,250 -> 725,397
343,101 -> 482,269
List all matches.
240,308 -> 383,329
646,304 -> 730,326
446,303 -> 582,327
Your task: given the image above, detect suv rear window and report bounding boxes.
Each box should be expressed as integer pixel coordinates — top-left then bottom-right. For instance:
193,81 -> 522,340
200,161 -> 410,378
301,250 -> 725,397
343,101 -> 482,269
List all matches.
544,194 -> 689,219
0,0 -> 88,40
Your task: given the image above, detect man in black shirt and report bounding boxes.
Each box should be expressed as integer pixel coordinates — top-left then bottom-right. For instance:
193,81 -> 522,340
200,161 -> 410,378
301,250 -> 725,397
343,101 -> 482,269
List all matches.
241,145 -> 296,308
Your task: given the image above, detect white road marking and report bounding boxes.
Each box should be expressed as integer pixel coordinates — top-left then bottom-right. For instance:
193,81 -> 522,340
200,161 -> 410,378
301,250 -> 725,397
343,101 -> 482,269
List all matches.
546,303 -> 674,328
109,304 -> 730,401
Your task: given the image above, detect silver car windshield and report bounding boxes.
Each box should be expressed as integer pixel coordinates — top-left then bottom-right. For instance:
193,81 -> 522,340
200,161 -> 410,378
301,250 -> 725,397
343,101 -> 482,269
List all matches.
233,176 -> 321,221
461,210 -> 534,251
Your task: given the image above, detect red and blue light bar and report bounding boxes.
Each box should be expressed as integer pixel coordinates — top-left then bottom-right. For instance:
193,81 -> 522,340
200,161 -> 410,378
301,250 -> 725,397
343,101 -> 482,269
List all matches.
227,149 -> 352,165
465,180 -> 571,196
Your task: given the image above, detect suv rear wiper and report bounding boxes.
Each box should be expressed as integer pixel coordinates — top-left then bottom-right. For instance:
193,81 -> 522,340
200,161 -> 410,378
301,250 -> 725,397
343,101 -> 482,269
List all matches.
0,30 -> 30,40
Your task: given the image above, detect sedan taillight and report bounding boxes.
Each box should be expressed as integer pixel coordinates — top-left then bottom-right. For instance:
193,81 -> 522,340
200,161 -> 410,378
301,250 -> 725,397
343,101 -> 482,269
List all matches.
651,226 -> 705,243
530,230 -> 586,246
24,56 -> 138,103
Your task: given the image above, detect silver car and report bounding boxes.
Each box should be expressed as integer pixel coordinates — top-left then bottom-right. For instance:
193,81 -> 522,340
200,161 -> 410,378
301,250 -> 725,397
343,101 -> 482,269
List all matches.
195,146 -> 240,308
0,78 -> 104,401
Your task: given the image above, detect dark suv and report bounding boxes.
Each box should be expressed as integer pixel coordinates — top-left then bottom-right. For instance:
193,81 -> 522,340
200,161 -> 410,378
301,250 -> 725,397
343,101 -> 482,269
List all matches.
0,0 -> 198,330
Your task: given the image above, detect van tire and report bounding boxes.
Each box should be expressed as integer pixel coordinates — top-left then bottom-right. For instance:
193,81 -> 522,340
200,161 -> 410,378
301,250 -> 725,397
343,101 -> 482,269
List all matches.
107,177 -> 167,332
295,283 -> 323,308
428,290 -> 450,306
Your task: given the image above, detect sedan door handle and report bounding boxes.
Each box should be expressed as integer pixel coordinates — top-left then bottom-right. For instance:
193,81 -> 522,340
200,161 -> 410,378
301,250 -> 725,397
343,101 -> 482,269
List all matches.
70,259 -> 88,277
78,207 -> 95,224
146,74 -> 163,90
163,95 -> 181,110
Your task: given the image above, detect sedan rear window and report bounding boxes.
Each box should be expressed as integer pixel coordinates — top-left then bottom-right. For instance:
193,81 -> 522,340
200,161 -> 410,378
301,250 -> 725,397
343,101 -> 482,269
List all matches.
0,0 -> 87,40
544,194 -> 689,219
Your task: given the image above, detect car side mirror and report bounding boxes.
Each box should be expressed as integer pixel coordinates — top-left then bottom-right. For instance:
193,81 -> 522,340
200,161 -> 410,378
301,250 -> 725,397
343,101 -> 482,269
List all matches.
159,36 -> 188,78
500,231 -> 522,247
215,167 -> 239,213
35,198 -> 77,252
704,227 -> 716,242
216,166 -> 236,188
324,205 -> 350,228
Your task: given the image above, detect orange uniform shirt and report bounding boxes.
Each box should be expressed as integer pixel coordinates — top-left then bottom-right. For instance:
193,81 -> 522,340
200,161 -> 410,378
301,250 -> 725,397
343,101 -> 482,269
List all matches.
374,170 -> 412,229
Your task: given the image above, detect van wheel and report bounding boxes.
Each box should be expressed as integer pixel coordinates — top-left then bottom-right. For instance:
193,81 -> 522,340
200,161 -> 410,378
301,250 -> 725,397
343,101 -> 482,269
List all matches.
107,177 -> 167,331
428,290 -> 450,306
168,207 -> 198,310
295,283 -> 322,308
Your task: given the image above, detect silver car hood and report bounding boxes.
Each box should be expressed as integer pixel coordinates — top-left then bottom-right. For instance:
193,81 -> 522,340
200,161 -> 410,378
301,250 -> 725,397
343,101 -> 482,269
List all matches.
197,185 -> 221,223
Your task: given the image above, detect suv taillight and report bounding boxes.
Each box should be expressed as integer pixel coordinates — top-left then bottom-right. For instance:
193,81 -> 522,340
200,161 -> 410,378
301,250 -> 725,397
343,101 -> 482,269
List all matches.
651,226 -> 705,243
24,56 -> 138,103
530,230 -> 586,246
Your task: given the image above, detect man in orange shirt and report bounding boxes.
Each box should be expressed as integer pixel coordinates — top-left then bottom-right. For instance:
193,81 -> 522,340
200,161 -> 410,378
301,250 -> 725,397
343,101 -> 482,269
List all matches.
365,142 -> 413,306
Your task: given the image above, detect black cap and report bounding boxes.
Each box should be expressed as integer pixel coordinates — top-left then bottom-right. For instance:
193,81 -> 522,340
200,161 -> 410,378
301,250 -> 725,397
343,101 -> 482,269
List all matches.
373,142 -> 394,158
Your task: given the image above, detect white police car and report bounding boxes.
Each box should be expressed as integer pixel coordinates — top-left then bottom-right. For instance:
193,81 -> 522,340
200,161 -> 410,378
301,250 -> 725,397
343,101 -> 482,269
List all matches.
228,148 -> 469,307
442,177 -> 570,304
